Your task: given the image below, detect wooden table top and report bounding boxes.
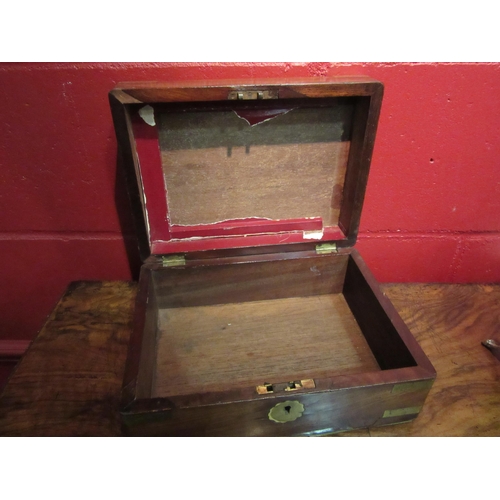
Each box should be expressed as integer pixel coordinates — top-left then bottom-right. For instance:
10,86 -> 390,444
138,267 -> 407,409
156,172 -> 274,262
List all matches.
0,281 -> 499,436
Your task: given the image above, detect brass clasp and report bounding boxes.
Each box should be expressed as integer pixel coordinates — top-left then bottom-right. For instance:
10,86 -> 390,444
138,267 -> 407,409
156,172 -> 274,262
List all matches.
228,89 -> 278,100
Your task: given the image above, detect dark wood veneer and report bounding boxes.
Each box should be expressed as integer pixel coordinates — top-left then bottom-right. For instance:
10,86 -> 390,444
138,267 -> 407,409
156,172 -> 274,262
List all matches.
344,252 -> 417,370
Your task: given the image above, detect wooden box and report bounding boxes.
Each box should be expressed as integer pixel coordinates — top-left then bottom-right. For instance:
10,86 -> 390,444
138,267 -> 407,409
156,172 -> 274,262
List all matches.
109,78 -> 436,436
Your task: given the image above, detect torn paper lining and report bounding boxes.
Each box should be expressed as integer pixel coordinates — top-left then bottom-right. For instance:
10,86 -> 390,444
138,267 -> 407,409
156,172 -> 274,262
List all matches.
139,105 -> 156,126
303,230 -> 324,240
172,216 -> 275,228
233,108 -> 295,127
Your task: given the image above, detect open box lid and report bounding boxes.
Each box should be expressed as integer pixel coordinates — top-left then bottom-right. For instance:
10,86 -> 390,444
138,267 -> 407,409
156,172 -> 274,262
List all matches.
109,78 -> 383,258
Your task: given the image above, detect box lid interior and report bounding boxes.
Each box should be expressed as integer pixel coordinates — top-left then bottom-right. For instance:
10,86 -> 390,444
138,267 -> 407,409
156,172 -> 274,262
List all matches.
112,79 -> 383,256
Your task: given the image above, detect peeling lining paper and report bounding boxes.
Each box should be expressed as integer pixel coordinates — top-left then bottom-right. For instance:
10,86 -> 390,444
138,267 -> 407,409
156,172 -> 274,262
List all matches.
303,230 -> 324,240
233,108 -> 295,126
139,105 -> 156,126
173,216 -> 275,228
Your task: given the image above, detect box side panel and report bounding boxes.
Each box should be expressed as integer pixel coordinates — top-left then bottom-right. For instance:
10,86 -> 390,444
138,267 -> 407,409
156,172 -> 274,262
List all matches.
109,92 -> 151,261
115,79 -> 383,103
344,250 -> 436,374
343,252 -> 417,370
152,254 -> 349,308
339,85 -> 383,245
121,267 -> 157,406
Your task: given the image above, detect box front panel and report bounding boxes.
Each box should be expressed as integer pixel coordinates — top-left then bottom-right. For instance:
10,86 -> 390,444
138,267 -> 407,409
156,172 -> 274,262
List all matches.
122,382 -> 433,437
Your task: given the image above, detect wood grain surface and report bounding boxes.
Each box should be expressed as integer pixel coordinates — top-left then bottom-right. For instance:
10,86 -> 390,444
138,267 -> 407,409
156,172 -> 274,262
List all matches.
159,106 -> 351,226
153,294 -> 379,398
338,284 -> 500,437
0,281 -> 136,437
0,282 -> 499,436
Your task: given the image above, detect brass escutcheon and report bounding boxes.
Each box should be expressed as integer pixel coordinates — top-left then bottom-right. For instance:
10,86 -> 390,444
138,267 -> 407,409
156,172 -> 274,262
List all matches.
268,400 -> 305,423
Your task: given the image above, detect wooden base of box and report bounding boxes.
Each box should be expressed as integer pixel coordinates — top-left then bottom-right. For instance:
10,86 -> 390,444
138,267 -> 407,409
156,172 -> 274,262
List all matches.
153,294 -> 379,398
120,250 -> 435,436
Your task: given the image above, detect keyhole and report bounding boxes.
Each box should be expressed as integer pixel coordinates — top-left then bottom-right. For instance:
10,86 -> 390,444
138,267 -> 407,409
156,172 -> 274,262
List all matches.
268,401 -> 305,423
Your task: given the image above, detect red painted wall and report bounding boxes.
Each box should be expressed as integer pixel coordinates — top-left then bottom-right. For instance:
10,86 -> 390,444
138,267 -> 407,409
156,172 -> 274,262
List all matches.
1,62 -> 500,341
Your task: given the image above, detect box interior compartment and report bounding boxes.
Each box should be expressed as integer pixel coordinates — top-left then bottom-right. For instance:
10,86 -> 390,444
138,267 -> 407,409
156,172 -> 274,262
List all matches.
135,253 -> 418,400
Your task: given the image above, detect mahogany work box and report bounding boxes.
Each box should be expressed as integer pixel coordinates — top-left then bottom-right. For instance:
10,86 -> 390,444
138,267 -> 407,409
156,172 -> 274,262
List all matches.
109,78 -> 436,436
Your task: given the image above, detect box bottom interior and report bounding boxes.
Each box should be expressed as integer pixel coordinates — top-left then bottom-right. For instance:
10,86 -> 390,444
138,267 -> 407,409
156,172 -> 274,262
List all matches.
152,293 -> 380,398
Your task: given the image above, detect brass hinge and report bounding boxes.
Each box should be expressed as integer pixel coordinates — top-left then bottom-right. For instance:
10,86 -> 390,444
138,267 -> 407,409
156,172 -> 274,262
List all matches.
315,243 -> 337,254
161,255 -> 186,267
228,89 -> 279,100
